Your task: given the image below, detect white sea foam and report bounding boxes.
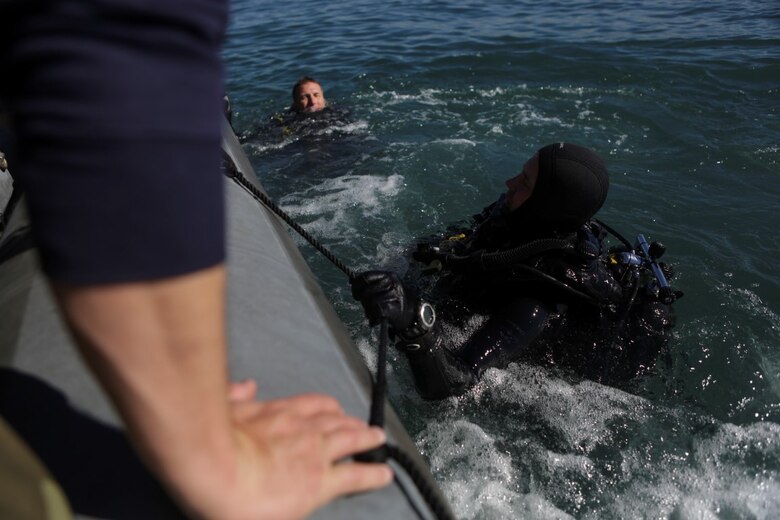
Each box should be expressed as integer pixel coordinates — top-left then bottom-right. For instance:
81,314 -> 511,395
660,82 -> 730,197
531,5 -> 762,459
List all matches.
605,421 -> 780,519
756,145 -> 778,154
539,85 -> 634,97
513,104 -> 571,127
362,89 -> 448,106
417,419 -> 524,518
430,138 -> 478,147
244,137 -> 296,153
411,362 -> 780,519
578,109 -> 594,120
316,119 -> 369,136
276,172 -> 405,269
478,87 -> 507,98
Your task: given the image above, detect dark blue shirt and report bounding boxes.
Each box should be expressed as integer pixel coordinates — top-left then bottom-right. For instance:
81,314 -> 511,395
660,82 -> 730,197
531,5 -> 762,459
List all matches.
0,0 -> 229,283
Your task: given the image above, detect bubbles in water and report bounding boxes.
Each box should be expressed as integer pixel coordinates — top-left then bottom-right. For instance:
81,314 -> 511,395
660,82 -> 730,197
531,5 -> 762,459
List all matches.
416,419 -> 533,519
279,173 -> 404,240
406,362 -> 780,519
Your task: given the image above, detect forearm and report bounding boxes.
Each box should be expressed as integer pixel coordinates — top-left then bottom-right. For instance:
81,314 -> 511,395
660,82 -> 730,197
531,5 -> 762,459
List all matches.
458,298 -> 554,373
53,264 -> 393,519
398,329 -> 475,400
52,264 -> 238,511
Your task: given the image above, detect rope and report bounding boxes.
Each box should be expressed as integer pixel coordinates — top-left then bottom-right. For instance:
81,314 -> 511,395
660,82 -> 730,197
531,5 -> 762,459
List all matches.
369,320 -> 388,428
357,321 -> 456,520
225,162 -> 456,520
386,444 -> 456,520
227,164 -> 356,280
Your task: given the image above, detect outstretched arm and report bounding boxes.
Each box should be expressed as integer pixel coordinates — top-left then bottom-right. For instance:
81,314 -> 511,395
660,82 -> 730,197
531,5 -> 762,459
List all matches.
351,272 -> 557,400
351,270 -> 475,400
397,331 -> 475,400
399,298 -> 553,400
54,264 -> 392,520
457,297 -> 554,374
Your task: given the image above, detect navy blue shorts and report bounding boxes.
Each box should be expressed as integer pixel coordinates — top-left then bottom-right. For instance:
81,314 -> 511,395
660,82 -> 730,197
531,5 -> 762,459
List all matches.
0,0 -> 229,284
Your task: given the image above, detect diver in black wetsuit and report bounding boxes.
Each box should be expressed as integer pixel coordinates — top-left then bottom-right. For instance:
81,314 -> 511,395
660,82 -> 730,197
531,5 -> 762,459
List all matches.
351,142 -> 682,400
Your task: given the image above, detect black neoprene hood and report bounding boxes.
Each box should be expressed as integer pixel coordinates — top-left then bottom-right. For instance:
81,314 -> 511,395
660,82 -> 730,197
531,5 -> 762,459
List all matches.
510,142 -> 609,234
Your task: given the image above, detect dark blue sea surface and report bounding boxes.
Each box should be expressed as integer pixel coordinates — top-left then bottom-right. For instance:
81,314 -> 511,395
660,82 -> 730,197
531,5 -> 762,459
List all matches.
224,1 -> 780,518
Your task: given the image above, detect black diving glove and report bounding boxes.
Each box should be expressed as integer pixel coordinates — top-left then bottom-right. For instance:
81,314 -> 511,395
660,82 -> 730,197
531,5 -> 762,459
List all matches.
350,270 -> 417,332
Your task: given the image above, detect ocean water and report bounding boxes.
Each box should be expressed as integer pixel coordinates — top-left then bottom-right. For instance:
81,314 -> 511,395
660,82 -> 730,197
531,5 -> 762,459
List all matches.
223,1 -> 780,518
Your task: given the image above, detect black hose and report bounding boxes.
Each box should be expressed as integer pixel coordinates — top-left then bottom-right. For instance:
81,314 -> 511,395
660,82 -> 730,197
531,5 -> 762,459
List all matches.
510,264 -> 599,306
439,237 -> 574,272
596,268 -> 642,380
594,218 -> 633,250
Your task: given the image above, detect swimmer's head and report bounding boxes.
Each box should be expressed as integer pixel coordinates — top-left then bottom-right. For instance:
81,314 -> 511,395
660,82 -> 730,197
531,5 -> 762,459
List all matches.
291,76 -> 327,114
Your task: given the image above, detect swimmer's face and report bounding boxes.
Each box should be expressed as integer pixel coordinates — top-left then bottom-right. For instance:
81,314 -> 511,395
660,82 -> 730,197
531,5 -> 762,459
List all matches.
504,153 -> 539,212
292,81 -> 327,113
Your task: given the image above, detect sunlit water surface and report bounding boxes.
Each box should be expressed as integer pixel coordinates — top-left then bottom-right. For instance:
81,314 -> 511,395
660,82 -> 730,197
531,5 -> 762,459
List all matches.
224,1 -> 780,518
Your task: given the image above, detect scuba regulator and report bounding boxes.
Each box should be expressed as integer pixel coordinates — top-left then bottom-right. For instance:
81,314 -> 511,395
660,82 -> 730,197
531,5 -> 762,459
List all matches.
612,234 -> 683,305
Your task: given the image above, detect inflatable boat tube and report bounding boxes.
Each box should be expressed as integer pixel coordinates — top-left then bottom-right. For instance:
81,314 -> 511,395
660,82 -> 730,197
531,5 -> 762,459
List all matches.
0,119 -> 450,519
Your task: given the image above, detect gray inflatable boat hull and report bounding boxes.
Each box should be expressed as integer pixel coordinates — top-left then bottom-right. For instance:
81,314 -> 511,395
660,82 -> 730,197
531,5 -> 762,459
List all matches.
0,121 -> 446,519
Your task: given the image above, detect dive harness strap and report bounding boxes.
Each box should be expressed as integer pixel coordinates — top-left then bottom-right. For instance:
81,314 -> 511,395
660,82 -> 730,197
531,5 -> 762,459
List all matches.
418,235 -> 602,306
416,236 -> 575,273
418,218 -> 682,308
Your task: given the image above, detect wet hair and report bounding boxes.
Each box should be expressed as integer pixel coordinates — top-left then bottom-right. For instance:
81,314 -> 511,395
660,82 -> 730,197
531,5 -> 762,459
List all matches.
291,76 -> 321,101
509,142 -> 609,234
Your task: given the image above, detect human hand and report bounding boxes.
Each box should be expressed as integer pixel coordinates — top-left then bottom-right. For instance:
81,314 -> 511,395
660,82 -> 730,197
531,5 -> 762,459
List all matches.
228,378 -> 258,403
199,388 -> 393,520
350,271 -> 416,331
